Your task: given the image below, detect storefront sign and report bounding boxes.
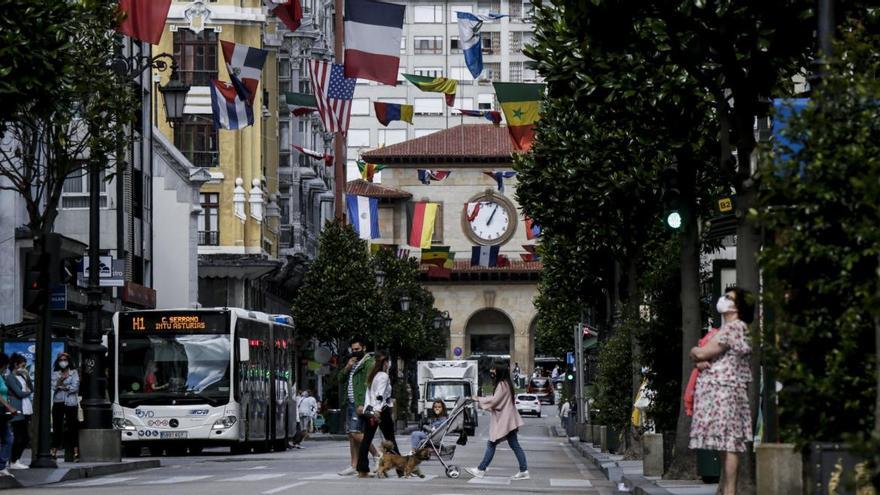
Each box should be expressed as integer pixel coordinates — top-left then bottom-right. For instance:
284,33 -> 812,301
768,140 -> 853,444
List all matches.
123,281 -> 157,309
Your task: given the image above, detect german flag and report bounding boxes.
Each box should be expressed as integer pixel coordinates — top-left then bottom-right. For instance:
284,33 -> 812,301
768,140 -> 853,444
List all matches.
403,74 -> 457,106
493,82 -> 545,152
407,202 -> 439,248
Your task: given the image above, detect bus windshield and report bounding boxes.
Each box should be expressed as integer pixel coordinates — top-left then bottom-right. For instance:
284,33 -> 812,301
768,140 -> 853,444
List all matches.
118,333 -> 231,407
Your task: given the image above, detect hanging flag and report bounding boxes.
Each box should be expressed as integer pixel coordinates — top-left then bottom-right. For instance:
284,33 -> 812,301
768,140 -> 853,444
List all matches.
457,109 -> 502,125
357,160 -> 386,182
397,247 -> 412,260
271,0 -> 303,32
471,245 -> 500,267
417,169 -> 451,185
421,246 -> 450,267
494,82 -> 545,151
343,0 -> 405,85
210,80 -> 254,130
521,244 -> 540,262
221,41 -> 268,105
524,216 -> 542,239
292,144 -> 333,166
483,171 -> 517,192
116,0 -> 172,45
309,60 -> 356,135
407,202 -> 439,248
374,102 -> 414,126
402,74 -> 457,106
285,92 -> 318,116
465,202 -> 482,222
456,12 -> 506,79
497,254 -> 511,268
346,194 -> 379,240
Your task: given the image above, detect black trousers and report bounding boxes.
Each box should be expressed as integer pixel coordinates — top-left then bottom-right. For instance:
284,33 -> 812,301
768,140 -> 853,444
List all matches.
10,418 -> 30,463
52,404 -> 78,451
356,408 -> 400,474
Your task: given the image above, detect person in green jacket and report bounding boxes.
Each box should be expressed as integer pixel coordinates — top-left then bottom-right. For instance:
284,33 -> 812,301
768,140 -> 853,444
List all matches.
337,336 -> 376,476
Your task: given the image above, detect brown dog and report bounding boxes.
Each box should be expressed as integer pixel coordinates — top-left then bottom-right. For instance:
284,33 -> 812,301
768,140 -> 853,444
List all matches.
375,441 -> 431,478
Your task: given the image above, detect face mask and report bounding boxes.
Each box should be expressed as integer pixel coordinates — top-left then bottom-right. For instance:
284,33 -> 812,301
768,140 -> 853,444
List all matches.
716,296 -> 736,315
58,361 -> 69,369
351,350 -> 364,360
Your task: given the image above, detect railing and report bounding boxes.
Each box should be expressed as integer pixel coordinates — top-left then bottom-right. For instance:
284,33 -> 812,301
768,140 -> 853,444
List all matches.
198,231 -> 219,246
184,151 -> 219,168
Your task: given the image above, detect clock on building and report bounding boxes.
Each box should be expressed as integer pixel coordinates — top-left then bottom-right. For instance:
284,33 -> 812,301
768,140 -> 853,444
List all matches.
462,192 -> 517,245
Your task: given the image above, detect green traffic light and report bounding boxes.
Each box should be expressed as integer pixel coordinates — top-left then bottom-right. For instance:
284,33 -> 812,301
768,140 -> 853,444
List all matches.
567,374 -> 574,381
666,211 -> 682,229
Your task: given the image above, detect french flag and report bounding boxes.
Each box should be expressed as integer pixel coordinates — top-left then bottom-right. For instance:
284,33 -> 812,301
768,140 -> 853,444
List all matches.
210,80 -> 254,130
346,194 -> 379,240
344,0 -> 404,86
471,245 -> 500,267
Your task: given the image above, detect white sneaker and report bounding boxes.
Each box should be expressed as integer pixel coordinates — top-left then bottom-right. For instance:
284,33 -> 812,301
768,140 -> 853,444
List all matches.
9,461 -> 28,470
0,469 -> 13,477
511,470 -> 530,480
337,466 -> 357,476
465,467 -> 485,478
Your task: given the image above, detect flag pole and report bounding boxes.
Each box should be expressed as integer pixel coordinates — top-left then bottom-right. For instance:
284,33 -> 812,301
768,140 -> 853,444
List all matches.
334,0 -> 345,220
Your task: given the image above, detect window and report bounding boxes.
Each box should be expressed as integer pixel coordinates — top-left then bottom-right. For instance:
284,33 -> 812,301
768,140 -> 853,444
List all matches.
414,5 -> 443,23
397,68 -> 406,84
414,36 -> 443,54
452,97 -> 474,113
449,5 -> 473,22
414,67 -> 443,79
523,63 -> 538,83
348,129 -> 370,147
279,196 -> 290,225
449,37 -> 461,53
378,129 -> 407,146
449,66 -> 470,81
481,32 -> 500,53
61,169 -> 108,209
400,37 -> 407,54
132,168 -> 143,219
478,93 -> 495,110
480,62 -> 501,83
415,129 -> 440,138
380,97 -> 407,105
477,0 -> 500,16
199,193 -> 219,246
351,98 -> 370,115
414,98 -> 443,115
510,32 -> 523,53
510,61 -> 523,82
173,29 -> 218,86
174,119 -> 218,167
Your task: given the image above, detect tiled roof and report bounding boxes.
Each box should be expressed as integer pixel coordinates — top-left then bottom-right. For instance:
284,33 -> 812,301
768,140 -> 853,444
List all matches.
362,124 -> 514,164
345,179 -> 412,199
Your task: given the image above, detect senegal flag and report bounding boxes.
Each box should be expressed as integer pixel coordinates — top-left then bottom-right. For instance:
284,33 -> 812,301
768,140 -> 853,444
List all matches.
493,82 -> 545,152
357,160 -> 386,182
403,74 -> 457,106
421,245 -> 450,267
285,92 -> 318,116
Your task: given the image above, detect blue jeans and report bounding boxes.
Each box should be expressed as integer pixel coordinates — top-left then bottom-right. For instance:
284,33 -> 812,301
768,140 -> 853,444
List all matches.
478,428 -> 527,472
411,431 -> 428,449
0,422 -> 13,469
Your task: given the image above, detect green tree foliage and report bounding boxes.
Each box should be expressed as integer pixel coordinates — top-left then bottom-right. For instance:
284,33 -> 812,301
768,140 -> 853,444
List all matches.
594,309 -> 634,439
758,23 -> 880,485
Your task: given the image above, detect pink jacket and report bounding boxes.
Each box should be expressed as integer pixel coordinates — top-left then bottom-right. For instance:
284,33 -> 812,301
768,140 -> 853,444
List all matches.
684,328 -> 718,416
477,381 -> 524,442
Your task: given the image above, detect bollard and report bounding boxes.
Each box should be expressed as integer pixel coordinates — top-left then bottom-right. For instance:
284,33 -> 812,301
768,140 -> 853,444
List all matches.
585,423 -> 593,443
756,443 -> 803,495
642,433 -> 664,476
592,425 -> 601,445
599,425 -> 608,452
577,423 -> 589,442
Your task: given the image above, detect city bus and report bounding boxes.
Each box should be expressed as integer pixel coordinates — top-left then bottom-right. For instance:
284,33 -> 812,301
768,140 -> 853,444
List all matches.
112,308 -> 296,456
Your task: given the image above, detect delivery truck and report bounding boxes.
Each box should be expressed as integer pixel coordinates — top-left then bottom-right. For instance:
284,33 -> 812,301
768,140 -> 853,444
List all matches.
417,360 -> 478,436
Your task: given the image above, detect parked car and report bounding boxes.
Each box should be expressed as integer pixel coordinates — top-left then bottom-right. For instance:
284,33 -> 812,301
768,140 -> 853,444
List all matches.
527,377 -> 554,404
515,394 -> 542,417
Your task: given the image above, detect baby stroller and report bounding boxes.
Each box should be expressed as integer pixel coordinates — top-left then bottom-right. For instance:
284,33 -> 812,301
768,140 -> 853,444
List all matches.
415,397 -> 473,479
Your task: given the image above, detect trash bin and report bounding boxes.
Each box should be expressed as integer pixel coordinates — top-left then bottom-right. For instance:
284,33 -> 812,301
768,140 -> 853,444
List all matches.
325,409 -> 343,435
696,449 -> 721,483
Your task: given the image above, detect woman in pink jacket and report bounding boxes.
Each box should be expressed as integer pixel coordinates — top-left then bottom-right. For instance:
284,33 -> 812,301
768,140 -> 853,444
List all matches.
466,363 -> 529,481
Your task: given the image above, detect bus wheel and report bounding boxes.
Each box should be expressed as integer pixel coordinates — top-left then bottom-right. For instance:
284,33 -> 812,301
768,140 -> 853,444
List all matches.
148,446 -> 164,457
230,443 -> 250,455
123,446 -> 142,458
167,446 -> 187,457
273,439 -> 287,452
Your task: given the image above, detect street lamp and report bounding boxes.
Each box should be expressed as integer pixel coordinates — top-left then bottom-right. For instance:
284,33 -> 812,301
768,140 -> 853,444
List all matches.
399,294 -> 411,312
375,268 -> 386,287
157,60 -> 190,124
433,310 -> 451,330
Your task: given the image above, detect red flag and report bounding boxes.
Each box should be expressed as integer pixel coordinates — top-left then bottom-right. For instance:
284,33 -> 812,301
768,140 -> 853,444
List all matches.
497,255 -> 511,268
274,0 -> 303,32
427,266 -> 452,279
116,0 -> 172,45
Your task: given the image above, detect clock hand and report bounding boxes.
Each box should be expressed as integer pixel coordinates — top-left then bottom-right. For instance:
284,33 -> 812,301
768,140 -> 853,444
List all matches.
487,205 -> 499,225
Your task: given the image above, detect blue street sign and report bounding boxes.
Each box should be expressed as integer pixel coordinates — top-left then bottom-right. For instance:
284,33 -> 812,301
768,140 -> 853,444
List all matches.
566,352 -> 574,365
49,285 -> 66,311
454,346 -> 463,357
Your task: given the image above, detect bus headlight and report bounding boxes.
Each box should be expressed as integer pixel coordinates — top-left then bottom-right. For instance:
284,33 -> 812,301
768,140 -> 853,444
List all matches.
113,418 -> 136,431
212,416 -> 237,429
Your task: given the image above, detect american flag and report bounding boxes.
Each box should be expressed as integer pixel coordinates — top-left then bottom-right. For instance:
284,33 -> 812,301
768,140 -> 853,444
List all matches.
309,60 -> 356,135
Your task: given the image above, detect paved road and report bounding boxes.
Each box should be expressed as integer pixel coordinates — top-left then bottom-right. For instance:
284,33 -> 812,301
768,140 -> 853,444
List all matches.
11,409 -> 616,495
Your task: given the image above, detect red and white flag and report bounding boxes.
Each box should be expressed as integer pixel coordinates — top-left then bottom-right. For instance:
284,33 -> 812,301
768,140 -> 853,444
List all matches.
269,0 -> 303,32
343,0 -> 404,86
309,60 -> 356,135
221,41 -> 268,105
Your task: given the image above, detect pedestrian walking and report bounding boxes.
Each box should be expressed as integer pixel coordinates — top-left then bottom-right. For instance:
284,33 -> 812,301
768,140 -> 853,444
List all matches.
298,390 -> 317,434
512,363 -> 522,388
356,350 -> 401,477
5,354 -> 32,470
51,352 -> 79,461
337,337 -> 377,476
466,362 -> 529,481
689,287 -> 754,495
0,353 -> 20,478
410,400 -> 447,453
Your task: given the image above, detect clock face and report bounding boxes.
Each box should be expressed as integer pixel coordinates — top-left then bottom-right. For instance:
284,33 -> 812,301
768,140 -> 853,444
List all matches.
467,200 -> 512,244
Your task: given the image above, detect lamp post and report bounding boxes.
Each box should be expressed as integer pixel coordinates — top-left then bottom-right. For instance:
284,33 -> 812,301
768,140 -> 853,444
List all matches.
399,294 -> 411,312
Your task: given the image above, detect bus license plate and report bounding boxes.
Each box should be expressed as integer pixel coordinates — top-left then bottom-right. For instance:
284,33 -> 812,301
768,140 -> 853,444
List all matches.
160,431 -> 187,439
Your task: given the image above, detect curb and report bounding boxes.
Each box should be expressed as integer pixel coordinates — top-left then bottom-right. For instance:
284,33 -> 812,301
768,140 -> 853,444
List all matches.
306,434 -> 349,441
2,459 -> 160,489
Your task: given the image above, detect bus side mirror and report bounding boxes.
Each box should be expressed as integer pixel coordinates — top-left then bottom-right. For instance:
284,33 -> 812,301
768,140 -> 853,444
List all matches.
239,338 -> 250,361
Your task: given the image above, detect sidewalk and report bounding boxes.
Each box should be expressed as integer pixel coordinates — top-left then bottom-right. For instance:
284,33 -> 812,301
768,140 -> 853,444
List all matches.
0,456 -> 160,490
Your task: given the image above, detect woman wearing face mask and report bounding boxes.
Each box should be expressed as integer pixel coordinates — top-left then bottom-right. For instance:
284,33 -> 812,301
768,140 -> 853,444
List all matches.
5,354 -> 33,470
51,353 -> 79,460
689,287 -> 754,495
0,353 -> 21,477
466,362 -> 529,481
356,350 -> 400,477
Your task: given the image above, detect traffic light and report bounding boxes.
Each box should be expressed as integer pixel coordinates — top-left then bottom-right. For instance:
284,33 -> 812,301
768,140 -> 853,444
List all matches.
23,252 -> 50,313
60,256 -> 79,286
660,164 -> 682,229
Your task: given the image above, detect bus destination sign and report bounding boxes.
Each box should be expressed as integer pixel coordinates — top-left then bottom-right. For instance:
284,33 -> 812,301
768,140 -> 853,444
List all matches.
121,312 -> 227,334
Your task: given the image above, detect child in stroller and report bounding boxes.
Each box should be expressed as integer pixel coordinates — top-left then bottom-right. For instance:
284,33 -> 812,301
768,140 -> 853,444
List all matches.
410,399 -> 447,453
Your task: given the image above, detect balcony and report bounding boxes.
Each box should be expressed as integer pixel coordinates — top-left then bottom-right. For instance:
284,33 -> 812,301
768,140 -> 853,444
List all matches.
198,231 -> 219,246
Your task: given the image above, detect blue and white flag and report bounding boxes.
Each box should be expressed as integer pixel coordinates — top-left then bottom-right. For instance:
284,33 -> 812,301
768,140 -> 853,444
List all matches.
482,170 -> 517,192
471,245 -> 500,267
457,12 -> 506,79
210,80 -> 254,130
221,40 -> 268,105
346,194 -> 379,240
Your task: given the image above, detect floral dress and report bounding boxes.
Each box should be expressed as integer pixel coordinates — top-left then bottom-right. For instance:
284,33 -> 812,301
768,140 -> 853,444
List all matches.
688,319 -> 752,453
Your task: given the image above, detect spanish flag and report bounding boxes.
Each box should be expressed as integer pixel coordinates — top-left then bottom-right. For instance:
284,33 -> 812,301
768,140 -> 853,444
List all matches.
403,74 -> 457,106
407,202 -> 439,248
493,82 -> 545,152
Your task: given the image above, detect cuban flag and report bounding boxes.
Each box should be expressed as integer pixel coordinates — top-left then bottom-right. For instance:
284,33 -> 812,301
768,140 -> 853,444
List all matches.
457,12 -> 506,79
210,80 -> 254,130
344,0 -> 405,86
471,245 -> 500,267
346,194 -> 379,240
221,41 -> 268,105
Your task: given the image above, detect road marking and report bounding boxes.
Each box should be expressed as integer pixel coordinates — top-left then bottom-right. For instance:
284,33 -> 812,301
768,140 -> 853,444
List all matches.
63,477 -> 139,487
236,465 -> 269,470
467,476 -> 511,485
550,478 -> 593,488
303,473 -> 352,480
262,481 -> 310,494
220,473 -> 287,482
136,475 -> 213,484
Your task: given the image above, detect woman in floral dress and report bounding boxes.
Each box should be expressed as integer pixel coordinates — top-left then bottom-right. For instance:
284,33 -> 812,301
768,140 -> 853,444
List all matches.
689,287 -> 754,495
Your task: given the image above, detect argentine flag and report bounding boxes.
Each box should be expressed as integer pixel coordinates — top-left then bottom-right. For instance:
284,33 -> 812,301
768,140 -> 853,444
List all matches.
346,194 -> 379,240
457,12 -> 506,79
